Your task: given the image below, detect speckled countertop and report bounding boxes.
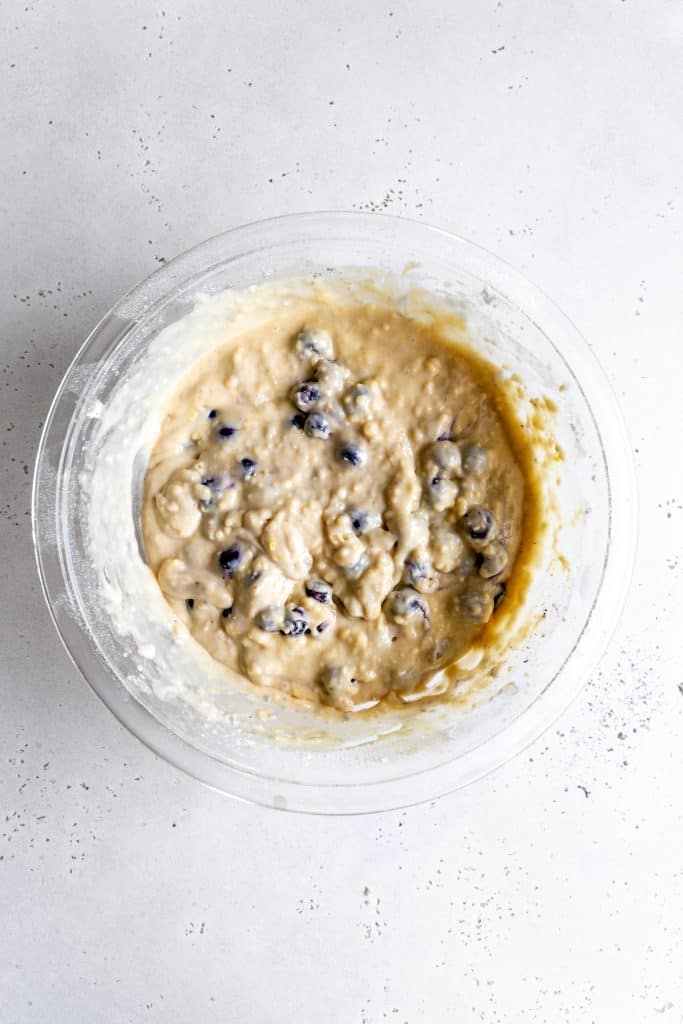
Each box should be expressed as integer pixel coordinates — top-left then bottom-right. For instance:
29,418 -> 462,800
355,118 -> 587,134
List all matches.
2,1 -> 682,1021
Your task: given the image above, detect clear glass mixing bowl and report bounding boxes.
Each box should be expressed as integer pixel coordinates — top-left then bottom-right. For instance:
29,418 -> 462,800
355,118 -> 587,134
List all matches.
32,212 -> 637,813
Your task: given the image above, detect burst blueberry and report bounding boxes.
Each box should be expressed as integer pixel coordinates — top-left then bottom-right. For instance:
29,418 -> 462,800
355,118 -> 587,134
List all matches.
281,604 -> 309,636
284,618 -> 307,637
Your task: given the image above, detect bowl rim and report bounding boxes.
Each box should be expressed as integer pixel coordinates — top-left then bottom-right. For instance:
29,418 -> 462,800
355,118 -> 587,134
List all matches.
32,210 -> 638,814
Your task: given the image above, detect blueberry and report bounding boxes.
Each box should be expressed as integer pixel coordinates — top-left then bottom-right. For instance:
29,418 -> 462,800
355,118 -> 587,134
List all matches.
185,598 -> 194,610
430,526 -> 464,573
463,444 -> 488,475
221,606 -> 234,619
344,553 -> 370,580
239,457 -> 257,479
304,411 -> 331,439
350,510 -> 367,533
207,409 -> 218,420
290,413 -> 306,430
217,424 -> 237,440
462,507 -> 497,545
314,359 -> 350,393
201,473 -> 232,493
404,561 -> 426,584
199,476 -> 217,508
338,442 -> 364,467
295,326 -> 334,362
425,440 -> 462,474
218,544 -> 241,577
318,665 -> 359,711
386,588 -> 429,623
291,381 -> 323,412
305,578 -> 333,604
348,508 -> 380,535
478,541 -> 507,579
460,586 -> 494,622
199,473 -> 232,507
433,637 -> 451,660
342,382 -> 372,420
425,475 -> 458,511
256,606 -> 285,632
403,561 -> 435,593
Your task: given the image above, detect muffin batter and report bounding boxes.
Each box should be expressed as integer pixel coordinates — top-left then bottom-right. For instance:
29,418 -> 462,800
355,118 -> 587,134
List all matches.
141,302 -> 525,712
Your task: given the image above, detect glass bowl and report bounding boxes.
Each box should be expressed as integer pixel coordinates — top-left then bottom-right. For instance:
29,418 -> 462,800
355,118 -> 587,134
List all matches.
32,212 -> 637,814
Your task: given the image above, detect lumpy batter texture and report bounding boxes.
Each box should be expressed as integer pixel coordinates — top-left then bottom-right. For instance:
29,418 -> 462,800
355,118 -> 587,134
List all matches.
142,301 -> 525,712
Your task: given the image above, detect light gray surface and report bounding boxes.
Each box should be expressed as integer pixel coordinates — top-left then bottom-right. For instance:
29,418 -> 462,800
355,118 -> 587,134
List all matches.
2,1 -> 682,1020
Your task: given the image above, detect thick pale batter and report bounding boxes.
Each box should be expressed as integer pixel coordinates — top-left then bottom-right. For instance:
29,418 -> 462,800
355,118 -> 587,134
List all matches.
141,301 -> 525,712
